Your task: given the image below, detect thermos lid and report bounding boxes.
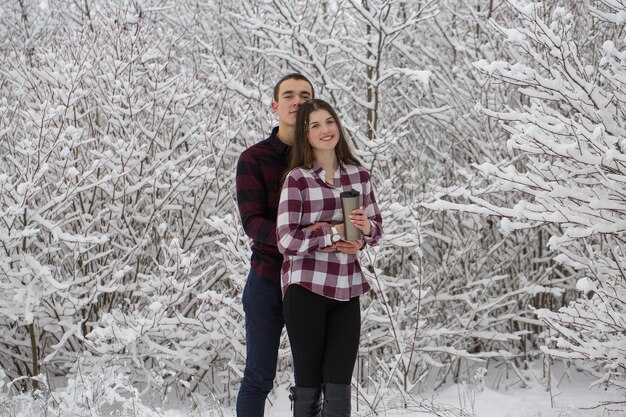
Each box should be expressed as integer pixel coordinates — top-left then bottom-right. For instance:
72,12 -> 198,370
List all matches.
340,189 -> 360,198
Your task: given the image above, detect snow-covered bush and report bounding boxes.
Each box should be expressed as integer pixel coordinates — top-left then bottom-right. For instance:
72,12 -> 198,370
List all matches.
432,0 -> 626,390
2,0 -> 622,413
0,0 -> 244,401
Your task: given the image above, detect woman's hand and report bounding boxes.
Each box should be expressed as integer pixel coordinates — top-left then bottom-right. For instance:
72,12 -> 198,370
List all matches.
334,239 -> 363,255
350,208 -> 371,236
304,222 -> 364,253
322,239 -> 363,254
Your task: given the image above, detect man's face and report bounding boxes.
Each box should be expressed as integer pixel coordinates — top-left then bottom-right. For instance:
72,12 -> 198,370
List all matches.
272,79 -> 313,127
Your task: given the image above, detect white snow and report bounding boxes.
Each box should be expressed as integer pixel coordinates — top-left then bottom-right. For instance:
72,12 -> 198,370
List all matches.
576,277 -> 596,295
151,364 -> 624,416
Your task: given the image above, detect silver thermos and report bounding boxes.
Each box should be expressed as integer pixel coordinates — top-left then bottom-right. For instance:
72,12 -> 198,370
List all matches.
340,189 -> 362,241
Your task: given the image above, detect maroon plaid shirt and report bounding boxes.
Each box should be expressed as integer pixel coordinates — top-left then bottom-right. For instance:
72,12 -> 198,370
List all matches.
276,161 -> 383,301
236,127 -> 289,285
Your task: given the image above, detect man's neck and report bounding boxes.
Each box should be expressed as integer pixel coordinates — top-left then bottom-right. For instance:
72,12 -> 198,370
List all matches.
276,123 -> 295,147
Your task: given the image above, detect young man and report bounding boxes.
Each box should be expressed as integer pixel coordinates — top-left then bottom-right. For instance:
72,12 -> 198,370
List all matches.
235,74 -> 361,416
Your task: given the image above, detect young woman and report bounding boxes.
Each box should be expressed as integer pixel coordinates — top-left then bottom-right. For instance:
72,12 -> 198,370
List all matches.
276,99 -> 383,416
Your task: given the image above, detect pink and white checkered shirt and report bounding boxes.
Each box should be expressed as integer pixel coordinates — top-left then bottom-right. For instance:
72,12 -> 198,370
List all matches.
276,161 -> 383,301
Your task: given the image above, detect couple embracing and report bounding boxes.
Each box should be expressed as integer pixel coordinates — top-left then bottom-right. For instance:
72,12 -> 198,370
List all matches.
236,74 -> 383,416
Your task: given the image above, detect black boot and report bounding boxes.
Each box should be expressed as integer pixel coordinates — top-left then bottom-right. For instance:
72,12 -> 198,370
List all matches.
322,383 -> 351,417
289,386 -> 322,417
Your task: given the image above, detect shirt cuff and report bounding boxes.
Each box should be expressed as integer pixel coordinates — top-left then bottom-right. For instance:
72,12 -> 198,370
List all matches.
363,221 -> 380,244
322,225 -> 333,248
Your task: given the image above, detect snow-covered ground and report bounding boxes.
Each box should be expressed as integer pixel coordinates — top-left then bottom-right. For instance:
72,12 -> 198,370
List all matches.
1,356 -> 623,417
158,365 -> 624,417
261,377 -> 623,417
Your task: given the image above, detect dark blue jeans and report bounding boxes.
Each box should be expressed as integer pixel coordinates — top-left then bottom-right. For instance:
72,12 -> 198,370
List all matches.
236,269 -> 284,416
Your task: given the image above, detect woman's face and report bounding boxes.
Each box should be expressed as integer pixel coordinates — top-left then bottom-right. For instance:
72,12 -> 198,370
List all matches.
307,109 -> 339,153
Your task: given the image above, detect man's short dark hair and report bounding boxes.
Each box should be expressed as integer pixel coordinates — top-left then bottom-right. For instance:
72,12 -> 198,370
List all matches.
273,73 -> 315,102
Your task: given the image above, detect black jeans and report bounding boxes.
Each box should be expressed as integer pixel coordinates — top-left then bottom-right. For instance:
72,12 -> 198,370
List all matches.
283,284 -> 360,388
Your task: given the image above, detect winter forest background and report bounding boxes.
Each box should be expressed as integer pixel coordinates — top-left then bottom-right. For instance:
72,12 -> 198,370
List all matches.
0,0 -> 624,415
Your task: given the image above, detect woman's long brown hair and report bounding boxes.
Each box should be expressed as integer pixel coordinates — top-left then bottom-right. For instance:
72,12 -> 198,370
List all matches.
285,99 -> 361,179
